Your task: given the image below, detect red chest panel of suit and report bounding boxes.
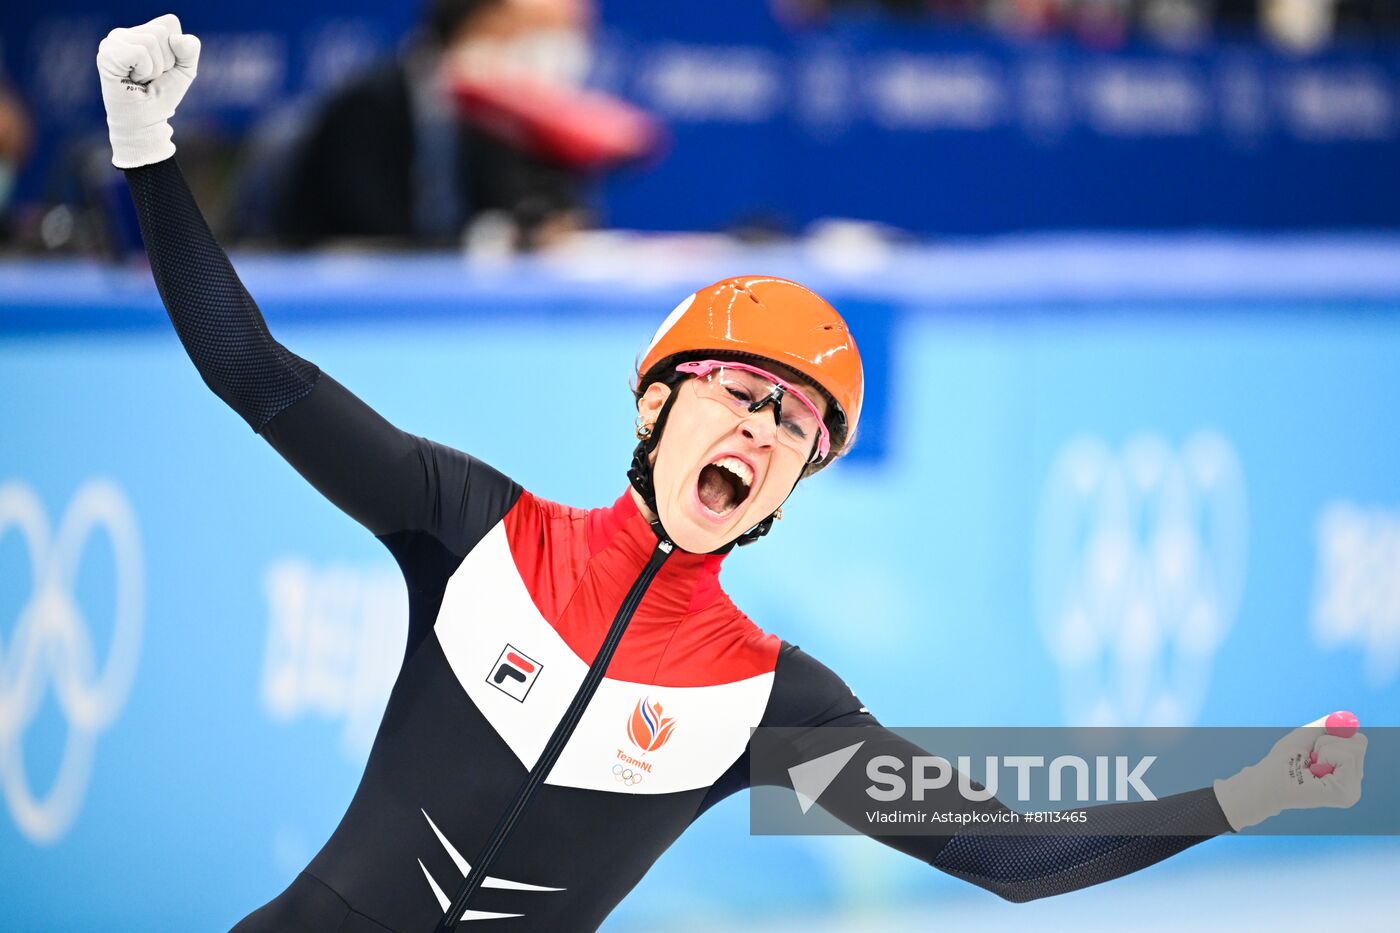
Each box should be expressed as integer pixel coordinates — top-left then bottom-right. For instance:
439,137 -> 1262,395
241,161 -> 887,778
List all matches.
434,490 -> 781,794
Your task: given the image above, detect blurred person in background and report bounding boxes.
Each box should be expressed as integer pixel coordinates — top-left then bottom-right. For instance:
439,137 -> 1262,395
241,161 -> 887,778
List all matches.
1262,0 -> 1400,49
775,0 -> 1400,47
775,0 -> 1139,45
268,0 -> 593,250
0,60 -> 35,242
99,15 -> 1369,931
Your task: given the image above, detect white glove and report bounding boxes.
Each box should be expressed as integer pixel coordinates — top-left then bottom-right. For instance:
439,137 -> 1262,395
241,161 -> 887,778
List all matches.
96,14 -> 201,169
1213,719 -> 1366,831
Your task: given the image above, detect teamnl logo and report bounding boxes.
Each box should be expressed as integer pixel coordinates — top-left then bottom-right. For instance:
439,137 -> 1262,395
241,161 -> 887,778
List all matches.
0,480 -> 144,844
613,697 -> 677,787
787,741 -> 1156,819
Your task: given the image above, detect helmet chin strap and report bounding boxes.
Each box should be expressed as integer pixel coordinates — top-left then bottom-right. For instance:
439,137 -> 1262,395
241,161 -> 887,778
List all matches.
627,390 -> 784,553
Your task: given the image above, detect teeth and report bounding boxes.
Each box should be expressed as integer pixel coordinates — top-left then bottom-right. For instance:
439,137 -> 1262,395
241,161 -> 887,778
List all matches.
712,456 -> 753,489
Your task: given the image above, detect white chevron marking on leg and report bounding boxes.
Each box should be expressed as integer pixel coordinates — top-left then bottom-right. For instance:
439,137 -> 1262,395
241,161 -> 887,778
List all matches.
419,858 -> 451,911
422,809 -> 565,892
420,859 -> 524,922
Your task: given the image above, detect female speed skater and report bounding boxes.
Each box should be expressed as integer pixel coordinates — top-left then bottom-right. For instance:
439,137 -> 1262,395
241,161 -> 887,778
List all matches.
98,15 -> 1367,933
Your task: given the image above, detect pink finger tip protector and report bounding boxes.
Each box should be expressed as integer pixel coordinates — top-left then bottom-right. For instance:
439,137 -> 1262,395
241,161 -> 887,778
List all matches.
1326,711 -> 1360,739
1307,750 -> 1331,776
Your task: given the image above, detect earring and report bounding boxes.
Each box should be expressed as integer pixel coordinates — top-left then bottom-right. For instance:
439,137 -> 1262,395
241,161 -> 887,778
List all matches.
636,418 -> 654,440
773,507 -> 784,521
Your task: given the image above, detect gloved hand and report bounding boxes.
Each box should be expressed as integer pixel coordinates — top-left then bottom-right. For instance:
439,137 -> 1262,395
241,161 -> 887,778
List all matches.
1213,718 -> 1366,831
96,14 -> 201,169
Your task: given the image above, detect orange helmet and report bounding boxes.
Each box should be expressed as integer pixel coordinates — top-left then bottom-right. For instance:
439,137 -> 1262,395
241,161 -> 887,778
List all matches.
637,276 -> 863,462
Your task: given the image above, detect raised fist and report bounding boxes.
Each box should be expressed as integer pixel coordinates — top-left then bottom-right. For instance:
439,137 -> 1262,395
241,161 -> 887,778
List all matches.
96,14 -> 201,168
1213,718 -> 1367,831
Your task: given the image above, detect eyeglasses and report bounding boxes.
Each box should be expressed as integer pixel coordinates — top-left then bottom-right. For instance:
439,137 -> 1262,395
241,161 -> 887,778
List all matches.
675,359 -> 831,462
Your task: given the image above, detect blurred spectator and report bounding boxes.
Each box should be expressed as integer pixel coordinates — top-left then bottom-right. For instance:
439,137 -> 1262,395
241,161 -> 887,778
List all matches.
774,0 -> 1400,48
1264,0 -> 1339,50
0,66 -> 35,239
265,0 -> 592,250
1140,0 -> 1213,47
1260,0 -> 1400,49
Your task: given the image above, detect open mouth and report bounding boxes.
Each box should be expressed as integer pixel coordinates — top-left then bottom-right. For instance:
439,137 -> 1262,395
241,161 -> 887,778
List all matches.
696,456 -> 753,517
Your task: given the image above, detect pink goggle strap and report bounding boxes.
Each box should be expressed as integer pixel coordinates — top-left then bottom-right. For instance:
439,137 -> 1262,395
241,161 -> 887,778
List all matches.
675,359 -> 831,461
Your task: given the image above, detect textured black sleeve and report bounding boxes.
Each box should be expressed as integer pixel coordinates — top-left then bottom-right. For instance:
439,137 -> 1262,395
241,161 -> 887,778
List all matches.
758,645 -> 1232,903
929,788 -> 1229,903
126,157 -> 319,432
124,157 -> 521,555
259,374 -> 521,555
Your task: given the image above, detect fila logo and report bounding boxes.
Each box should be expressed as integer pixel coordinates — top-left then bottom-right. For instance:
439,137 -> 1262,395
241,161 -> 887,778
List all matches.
487,645 -> 541,702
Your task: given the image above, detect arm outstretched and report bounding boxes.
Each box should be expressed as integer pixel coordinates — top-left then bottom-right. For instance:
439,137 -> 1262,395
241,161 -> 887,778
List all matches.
757,645 -> 1231,903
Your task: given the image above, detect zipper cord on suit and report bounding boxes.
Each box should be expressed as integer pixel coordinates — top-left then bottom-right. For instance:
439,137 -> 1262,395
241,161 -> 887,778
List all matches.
435,538 -> 675,930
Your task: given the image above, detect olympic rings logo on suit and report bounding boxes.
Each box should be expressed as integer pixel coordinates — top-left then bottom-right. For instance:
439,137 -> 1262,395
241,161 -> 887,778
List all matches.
0,479 -> 143,844
1032,433 -> 1247,727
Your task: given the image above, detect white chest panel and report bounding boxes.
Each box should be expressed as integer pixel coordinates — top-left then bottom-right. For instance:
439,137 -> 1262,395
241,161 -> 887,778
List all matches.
435,522 -> 774,794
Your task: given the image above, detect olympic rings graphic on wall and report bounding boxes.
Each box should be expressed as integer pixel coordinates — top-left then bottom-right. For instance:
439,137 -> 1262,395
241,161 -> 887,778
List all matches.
612,764 -> 644,786
1033,433 -> 1247,727
0,479 -> 144,844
